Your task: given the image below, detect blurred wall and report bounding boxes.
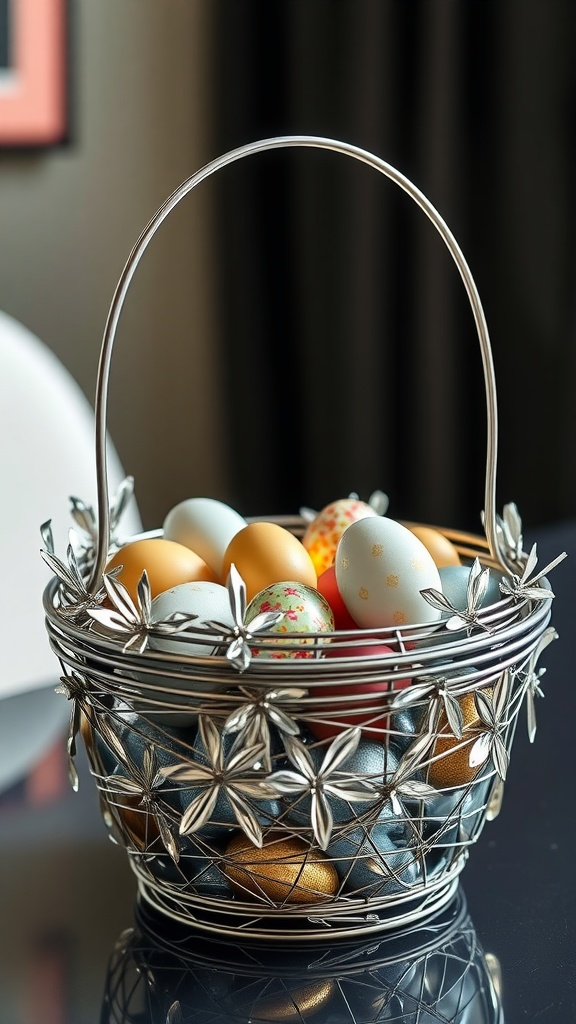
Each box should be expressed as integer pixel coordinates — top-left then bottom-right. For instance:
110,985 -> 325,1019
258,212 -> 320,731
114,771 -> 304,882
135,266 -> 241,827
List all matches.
0,0 -> 227,531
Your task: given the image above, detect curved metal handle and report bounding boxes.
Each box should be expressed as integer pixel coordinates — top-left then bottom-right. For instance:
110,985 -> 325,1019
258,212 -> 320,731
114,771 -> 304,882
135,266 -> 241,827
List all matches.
88,135 -> 499,594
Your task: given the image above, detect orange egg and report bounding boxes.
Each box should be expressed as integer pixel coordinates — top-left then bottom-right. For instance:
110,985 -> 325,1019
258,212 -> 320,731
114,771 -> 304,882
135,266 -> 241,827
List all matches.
105,537 -> 217,603
221,522 -> 317,602
408,525 -> 461,568
428,690 -> 490,788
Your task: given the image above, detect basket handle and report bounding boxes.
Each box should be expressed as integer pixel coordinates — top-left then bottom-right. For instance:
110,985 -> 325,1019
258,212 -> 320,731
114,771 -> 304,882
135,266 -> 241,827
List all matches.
88,135 -> 500,595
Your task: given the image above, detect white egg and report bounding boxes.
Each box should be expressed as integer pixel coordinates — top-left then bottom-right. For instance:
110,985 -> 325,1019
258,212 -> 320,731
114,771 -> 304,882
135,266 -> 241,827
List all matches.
335,517 -> 443,629
163,497 -> 247,577
150,581 -> 235,657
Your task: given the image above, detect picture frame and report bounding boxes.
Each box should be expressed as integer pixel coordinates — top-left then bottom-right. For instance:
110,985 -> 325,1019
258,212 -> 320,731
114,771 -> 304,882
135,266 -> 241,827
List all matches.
0,0 -> 68,147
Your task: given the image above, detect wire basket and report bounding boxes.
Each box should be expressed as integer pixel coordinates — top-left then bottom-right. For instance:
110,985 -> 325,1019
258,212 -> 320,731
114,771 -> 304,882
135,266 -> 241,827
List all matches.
102,888 -> 503,1023
42,136 -> 565,942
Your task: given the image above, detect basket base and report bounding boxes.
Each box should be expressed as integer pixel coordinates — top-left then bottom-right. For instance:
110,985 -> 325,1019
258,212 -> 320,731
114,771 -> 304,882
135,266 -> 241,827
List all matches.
134,869 -> 463,943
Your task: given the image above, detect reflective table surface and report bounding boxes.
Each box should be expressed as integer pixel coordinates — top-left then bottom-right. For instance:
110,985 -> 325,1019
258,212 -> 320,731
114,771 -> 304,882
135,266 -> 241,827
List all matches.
1,521 -> 575,1023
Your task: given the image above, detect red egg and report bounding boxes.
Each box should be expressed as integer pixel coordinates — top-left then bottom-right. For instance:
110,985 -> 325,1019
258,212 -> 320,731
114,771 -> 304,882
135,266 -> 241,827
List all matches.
316,565 -> 358,630
311,643 -> 411,742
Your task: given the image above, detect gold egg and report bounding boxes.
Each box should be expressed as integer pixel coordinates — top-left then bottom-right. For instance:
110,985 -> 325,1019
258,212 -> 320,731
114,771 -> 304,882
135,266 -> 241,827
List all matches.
224,832 -> 339,905
428,690 -> 489,788
408,525 -> 461,568
251,979 -> 335,1021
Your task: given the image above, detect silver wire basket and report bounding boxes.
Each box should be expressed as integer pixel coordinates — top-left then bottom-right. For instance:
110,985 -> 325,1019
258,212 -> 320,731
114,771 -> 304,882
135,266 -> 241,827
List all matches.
42,136 -> 565,942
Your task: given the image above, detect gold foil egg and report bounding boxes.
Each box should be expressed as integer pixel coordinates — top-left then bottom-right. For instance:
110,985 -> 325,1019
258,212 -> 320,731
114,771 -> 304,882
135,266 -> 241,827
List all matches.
250,979 -> 335,1021
224,832 -> 339,904
428,690 -> 490,788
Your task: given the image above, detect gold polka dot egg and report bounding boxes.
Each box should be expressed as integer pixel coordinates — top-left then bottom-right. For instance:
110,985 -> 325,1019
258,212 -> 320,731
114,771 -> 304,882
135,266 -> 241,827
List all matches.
335,517 -> 443,629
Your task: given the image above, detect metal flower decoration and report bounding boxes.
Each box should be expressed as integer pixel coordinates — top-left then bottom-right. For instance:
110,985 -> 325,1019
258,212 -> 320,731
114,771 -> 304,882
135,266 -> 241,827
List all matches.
222,685 -> 307,771
374,731 -> 438,818
101,740 -> 180,862
516,625 -> 558,742
159,716 -> 276,848
87,570 -> 198,653
204,563 -> 285,671
392,673 -> 468,740
499,543 -> 566,603
266,729 -> 378,851
55,671 -> 93,791
420,558 -> 494,636
69,475 -> 135,562
469,671 -> 513,782
40,523 -> 116,621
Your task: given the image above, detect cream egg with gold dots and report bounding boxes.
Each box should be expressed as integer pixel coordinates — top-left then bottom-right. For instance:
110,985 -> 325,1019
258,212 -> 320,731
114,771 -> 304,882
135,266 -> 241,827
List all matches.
335,516 -> 443,629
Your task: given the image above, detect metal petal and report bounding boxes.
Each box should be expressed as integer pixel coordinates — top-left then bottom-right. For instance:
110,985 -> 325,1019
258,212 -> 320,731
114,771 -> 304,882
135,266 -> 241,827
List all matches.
522,543 -> 539,582
87,607 -> 132,632
492,735 -> 510,781
283,734 -> 315,779
494,670 -> 511,721
311,791 -> 334,851
299,506 -> 317,523
226,563 -> 247,627
99,716 -> 130,767
324,780 -> 377,803
265,770 -> 307,795
69,496 -> 96,538
40,520 -> 55,554
474,689 -> 495,727
223,704 -> 252,735
390,682 -> 434,710
247,610 -> 285,633
199,716 -> 223,770
226,742 -> 268,776
40,549 -> 81,593
103,573 -> 139,623
518,585 -> 555,602
445,614 -> 468,632
68,755 -> 79,793
397,779 -> 437,800
104,774 -> 144,797
166,1000 -> 183,1024
110,475 -> 135,529
160,763 -> 213,785
468,561 -> 490,611
156,814 -> 180,863
469,732 -> 491,769
443,693 -> 464,739
179,787 -> 219,836
226,635 -> 252,672
226,789 -> 264,848
527,690 -> 537,744
399,731 -> 436,777
232,779 -> 279,800
420,589 -> 456,615
137,571 -> 152,622
267,705 -> 300,736
320,727 -> 361,776
369,489 -> 389,515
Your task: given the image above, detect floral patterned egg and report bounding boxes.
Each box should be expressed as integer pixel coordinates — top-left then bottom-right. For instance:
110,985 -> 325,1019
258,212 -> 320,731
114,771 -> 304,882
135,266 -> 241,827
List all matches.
302,498 -> 379,576
246,582 -> 334,659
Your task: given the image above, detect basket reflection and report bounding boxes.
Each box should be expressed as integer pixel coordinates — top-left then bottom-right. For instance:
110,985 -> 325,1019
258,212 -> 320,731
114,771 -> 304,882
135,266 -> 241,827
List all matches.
101,887 -> 503,1023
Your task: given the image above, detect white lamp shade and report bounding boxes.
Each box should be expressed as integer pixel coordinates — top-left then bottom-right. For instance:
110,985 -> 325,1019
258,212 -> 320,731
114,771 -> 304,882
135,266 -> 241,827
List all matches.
0,310 -> 142,789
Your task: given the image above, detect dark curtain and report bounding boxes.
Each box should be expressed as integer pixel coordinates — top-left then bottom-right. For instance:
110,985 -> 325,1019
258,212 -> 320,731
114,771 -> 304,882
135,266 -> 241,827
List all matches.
210,0 -> 576,538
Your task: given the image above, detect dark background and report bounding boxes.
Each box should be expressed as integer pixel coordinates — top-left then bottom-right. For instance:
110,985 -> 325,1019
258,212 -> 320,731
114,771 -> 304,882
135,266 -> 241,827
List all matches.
209,0 -> 576,537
